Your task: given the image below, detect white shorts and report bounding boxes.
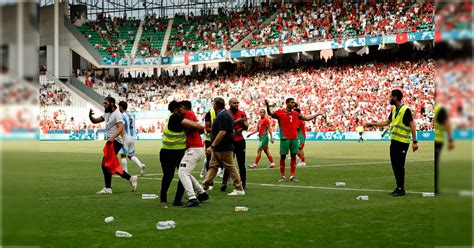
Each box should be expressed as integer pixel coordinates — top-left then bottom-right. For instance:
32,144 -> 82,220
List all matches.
179,148 -> 205,173
120,139 -> 136,155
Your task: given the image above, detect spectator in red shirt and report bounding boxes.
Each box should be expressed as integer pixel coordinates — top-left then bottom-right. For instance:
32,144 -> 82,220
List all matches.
176,101 -> 209,208
221,98 -> 249,191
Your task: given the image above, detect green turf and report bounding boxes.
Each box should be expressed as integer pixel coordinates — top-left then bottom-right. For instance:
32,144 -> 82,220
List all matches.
3,140 -> 471,247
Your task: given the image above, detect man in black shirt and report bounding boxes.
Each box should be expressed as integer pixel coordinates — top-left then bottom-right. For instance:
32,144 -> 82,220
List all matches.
202,97 -> 245,196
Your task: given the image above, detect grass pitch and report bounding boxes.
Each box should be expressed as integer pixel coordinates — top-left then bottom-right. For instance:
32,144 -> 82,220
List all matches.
3,140 -> 472,247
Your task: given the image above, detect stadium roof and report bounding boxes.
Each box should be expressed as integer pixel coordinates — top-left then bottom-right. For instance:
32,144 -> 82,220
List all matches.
39,0 -> 261,19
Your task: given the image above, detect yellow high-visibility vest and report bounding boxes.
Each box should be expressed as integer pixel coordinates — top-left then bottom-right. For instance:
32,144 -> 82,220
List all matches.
162,114 -> 186,150
434,104 -> 446,143
390,105 -> 411,144
205,109 -> 216,142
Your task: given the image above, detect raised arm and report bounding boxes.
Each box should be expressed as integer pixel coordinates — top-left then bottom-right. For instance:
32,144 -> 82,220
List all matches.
246,130 -> 258,138
265,100 -> 277,119
301,112 -> 325,121
366,119 -> 391,128
89,109 -> 104,124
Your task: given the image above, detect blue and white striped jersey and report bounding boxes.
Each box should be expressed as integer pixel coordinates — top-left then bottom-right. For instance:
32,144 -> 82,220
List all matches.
122,111 -> 136,140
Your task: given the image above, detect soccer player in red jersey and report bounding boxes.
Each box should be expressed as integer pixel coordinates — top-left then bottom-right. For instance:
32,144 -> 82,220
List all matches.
266,98 -> 323,182
247,109 -> 275,169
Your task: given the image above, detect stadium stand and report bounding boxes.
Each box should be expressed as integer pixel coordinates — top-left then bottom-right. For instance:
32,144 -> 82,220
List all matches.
243,1 -> 434,48
75,53 -> 435,132
137,14 -> 168,57
75,15 -> 140,58
167,6 -> 273,55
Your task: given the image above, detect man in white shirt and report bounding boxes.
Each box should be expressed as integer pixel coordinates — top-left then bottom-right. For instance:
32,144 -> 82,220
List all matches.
89,97 -> 138,194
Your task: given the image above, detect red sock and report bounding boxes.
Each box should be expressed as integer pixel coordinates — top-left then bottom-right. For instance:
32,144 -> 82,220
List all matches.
268,156 -> 274,163
290,156 -> 296,177
279,159 -> 285,177
301,156 -> 305,162
255,156 -> 261,165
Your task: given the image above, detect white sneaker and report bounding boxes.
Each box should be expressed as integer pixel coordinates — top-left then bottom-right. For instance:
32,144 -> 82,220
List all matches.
129,176 -> 138,192
139,164 -> 145,176
208,186 -> 214,191
278,176 -> 286,182
217,168 -> 224,178
227,189 -> 245,196
96,187 -> 112,195
269,162 -> 276,168
300,162 -> 306,167
249,163 -> 257,169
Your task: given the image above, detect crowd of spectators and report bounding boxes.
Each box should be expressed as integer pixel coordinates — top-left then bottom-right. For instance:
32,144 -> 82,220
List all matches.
137,14 -> 169,57
71,1 -> 474,56
79,51 -> 437,132
168,5 -> 273,55
243,1 -> 434,48
40,78 -> 73,106
40,109 -> 103,134
78,14 -> 140,58
435,57 -> 472,129
435,1 -> 473,31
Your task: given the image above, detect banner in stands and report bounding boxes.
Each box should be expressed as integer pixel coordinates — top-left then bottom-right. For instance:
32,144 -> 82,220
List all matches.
365,36 -> 382,46
161,50 -> 226,65
98,30 -> 472,65
131,57 -> 160,65
232,46 -> 283,58
439,29 -> 474,41
282,41 -> 332,54
102,57 -> 130,66
331,37 -> 366,49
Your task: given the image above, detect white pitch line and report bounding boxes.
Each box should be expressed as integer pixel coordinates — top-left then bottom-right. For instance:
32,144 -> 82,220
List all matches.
139,176 -> 427,194
245,182 -> 426,194
141,159 -> 434,177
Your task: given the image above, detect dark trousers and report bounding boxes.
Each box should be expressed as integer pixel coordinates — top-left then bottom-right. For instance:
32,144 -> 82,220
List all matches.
101,140 -> 132,188
204,140 -> 212,171
223,139 -> 246,186
159,148 -> 186,203
434,142 -> 443,194
204,140 -> 214,186
389,140 -> 410,189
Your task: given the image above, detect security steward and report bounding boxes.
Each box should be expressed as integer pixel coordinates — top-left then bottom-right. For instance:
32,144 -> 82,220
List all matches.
366,89 -> 419,196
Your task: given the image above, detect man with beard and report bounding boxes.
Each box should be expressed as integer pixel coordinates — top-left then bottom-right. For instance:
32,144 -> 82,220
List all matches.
366,89 -> 419,196
221,98 -> 248,191
89,96 -> 138,194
